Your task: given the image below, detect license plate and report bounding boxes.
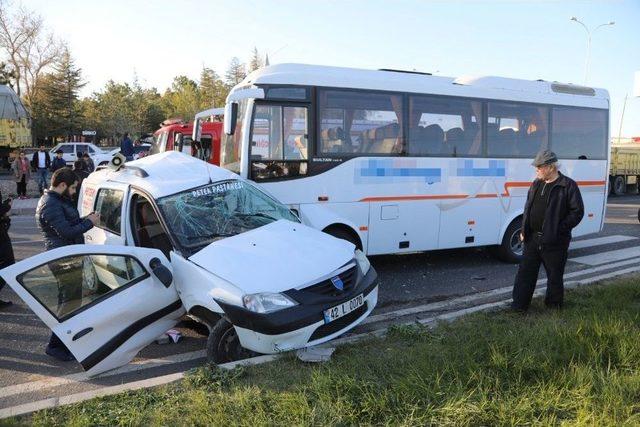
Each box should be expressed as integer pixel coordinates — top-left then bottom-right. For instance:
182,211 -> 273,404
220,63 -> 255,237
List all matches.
323,294 -> 364,324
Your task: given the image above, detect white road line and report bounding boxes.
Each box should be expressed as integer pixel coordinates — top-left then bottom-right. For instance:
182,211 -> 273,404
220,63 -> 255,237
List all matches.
0,350 -> 205,400
569,235 -> 637,250
10,240 -> 43,245
607,204 -> 640,209
362,257 -> 640,325
570,246 -> 640,266
0,355 -> 279,419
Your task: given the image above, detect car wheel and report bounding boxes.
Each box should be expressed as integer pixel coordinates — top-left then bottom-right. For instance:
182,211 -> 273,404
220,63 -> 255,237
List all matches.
492,217 -> 524,264
206,318 -> 258,364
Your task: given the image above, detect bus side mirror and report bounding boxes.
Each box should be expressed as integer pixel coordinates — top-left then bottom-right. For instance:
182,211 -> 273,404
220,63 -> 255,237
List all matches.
224,102 -> 238,135
192,118 -> 202,143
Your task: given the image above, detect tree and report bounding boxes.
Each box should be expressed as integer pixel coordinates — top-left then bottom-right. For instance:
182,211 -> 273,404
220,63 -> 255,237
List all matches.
248,47 -> 263,73
0,1 -> 61,107
225,57 -> 246,87
199,67 -> 228,109
161,75 -> 201,121
49,47 -> 85,138
0,61 -> 14,86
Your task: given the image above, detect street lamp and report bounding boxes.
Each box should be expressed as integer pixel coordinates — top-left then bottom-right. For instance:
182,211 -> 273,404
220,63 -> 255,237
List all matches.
569,17 -> 615,84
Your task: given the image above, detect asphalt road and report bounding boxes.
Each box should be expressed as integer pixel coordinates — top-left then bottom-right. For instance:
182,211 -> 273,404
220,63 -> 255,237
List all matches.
1,194 -> 639,412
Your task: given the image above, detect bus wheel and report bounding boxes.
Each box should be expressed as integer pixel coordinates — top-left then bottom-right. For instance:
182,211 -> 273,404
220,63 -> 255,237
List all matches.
613,175 -> 626,196
323,225 -> 362,250
493,218 -> 524,264
206,318 -> 258,364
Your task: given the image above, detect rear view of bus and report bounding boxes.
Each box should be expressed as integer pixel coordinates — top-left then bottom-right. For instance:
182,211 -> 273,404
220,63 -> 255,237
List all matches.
220,64 -> 609,263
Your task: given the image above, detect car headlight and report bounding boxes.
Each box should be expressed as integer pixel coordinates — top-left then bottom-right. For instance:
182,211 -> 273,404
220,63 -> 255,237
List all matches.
242,292 -> 297,314
355,249 -> 371,275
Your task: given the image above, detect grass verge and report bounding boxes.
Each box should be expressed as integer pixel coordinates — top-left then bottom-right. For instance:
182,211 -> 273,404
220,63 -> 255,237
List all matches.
10,277 -> 640,426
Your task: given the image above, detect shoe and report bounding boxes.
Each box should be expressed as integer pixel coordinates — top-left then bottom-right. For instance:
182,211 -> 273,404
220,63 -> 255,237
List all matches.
0,300 -> 12,309
45,345 -> 75,362
509,303 -> 527,313
545,302 -> 563,310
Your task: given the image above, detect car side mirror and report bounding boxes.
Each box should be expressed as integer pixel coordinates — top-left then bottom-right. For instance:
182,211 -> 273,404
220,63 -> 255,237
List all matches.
149,257 -> 173,288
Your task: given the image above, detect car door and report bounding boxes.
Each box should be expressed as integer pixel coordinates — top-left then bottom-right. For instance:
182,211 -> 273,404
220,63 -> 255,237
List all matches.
82,182 -> 129,246
0,245 -> 184,377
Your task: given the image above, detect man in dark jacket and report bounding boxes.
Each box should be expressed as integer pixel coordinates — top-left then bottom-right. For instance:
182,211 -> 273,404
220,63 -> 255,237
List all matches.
50,149 -> 67,173
512,150 -> 584,311
120,132 -> 134,161
36,168 -> 99,360
0,189 -> 14,308
31,144 -> 51,195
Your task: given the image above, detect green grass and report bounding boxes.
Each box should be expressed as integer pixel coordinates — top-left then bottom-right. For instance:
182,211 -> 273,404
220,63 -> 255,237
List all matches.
13,278 -> 640,426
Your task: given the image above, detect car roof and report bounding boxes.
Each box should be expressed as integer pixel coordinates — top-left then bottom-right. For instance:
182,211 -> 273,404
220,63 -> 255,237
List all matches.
86,151 -> 239,199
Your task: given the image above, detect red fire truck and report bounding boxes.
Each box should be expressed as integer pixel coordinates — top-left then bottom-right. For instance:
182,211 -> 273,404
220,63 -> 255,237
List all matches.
154,108 -> 223,165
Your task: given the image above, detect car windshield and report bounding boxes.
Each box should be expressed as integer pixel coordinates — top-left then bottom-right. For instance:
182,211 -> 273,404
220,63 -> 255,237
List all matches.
157,180 -> 299,253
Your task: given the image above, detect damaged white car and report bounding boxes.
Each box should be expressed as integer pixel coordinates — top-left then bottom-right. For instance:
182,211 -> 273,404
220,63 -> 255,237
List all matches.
0,152 -> 378,376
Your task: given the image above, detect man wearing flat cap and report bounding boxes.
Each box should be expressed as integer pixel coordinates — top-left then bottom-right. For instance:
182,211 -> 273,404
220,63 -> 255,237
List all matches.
512,150 -> 584,311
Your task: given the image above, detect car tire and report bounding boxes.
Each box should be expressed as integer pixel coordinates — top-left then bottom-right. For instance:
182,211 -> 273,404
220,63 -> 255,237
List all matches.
493,217 -> 524,264
206,318 -> 258,364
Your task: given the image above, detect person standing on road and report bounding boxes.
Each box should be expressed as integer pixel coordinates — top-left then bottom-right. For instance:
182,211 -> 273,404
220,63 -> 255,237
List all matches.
512,150 -> 584,312
31,144 -> 51,195
50,149 -> 66,173
82,152 -> 95,173
72,160 -> 89,206
12,150 -> 31,199
120,132 -> 134,161
36,168 -> 99,361
0,189 -> 14,308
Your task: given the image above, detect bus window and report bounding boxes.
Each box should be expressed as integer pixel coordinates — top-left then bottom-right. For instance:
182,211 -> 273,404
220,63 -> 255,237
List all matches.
249,105 -> 308,181
318,90 -> 403,156
487,103 -> 549,158
408,96 -> 481,157
551,107 -> 607,160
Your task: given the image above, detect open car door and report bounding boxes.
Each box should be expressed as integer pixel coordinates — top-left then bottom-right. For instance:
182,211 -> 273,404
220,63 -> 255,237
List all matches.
0,245 -> 185,377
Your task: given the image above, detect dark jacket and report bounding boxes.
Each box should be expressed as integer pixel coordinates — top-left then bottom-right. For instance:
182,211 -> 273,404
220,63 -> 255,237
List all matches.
50,157 -> 67,172
522,172 -> 584,247
36,190 -> 93,250
0,191 -> 14,269
31,150 -> 51,170
120,137 -> 134,157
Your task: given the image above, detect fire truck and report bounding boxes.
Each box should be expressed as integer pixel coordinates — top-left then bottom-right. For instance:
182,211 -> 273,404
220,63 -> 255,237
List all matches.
153,108 -> 223,165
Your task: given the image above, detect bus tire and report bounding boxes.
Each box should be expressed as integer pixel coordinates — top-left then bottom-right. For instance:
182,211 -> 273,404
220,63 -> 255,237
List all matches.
494,218 -> 524,264
613,175 -> 626,196
206,318 -> 258,364
323,225 -> 362,250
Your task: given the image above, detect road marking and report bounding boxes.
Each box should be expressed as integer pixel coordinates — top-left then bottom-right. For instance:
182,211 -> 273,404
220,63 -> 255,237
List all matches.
569,235 -> 637,250
0,354 -> 278,419
10,240 -> 43,245
362,257 -> 640,325
570,246 -> 640,266
606,204 -> 640,209
0,350 -> 205,399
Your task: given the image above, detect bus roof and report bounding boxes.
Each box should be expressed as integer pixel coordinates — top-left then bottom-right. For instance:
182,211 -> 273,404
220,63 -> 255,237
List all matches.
238,63 -> 609,109
0,85 -> 29,120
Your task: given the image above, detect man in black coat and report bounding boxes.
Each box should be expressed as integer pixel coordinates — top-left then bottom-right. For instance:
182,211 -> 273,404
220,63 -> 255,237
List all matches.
512,150 -> 584,311
0,189 -> 14,308
36,168 -> 99,360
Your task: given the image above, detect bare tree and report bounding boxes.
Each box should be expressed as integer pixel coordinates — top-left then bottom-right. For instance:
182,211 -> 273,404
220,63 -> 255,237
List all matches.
0,1 -> 61,106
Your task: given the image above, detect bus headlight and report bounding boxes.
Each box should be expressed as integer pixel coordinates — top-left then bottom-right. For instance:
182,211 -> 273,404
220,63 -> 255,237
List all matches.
355,249 -> 371,275
243,292 -> 297,314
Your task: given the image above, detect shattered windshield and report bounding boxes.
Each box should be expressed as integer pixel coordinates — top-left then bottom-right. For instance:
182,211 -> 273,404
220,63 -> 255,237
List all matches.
157,180 -> 299,253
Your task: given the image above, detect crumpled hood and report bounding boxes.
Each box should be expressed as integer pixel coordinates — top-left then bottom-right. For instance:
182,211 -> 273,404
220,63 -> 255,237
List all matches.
188,220 -> 355,294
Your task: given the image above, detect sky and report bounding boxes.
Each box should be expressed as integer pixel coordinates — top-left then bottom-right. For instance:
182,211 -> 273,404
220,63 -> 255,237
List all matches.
18,0 -> 640,137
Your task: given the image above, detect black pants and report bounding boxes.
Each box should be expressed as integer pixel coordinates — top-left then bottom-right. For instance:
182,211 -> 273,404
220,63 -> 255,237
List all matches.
16,176 -> 26,197
512,234 -> 569,310
0,228 -> 14,293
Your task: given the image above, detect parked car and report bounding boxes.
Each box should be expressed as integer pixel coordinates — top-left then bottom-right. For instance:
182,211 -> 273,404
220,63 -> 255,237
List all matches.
0,151 -> 378,376
50,142 -> 114,167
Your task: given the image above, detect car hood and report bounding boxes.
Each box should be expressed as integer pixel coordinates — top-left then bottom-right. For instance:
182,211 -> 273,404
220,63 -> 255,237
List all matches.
188,220 -> 354,294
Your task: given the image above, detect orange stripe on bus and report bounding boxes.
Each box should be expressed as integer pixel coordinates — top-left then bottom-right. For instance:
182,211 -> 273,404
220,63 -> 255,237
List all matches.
358,180 -> 606,203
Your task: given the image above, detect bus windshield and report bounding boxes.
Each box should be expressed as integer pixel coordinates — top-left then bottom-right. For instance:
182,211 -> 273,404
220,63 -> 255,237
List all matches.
220,99 -> 249,175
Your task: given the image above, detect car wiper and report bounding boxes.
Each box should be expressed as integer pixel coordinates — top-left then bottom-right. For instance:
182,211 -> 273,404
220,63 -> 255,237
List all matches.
237,212 -> 278,221
186,232 -> 234,241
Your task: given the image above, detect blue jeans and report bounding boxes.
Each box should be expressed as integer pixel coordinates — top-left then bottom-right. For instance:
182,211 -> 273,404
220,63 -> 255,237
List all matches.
36,168 -> 48,193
